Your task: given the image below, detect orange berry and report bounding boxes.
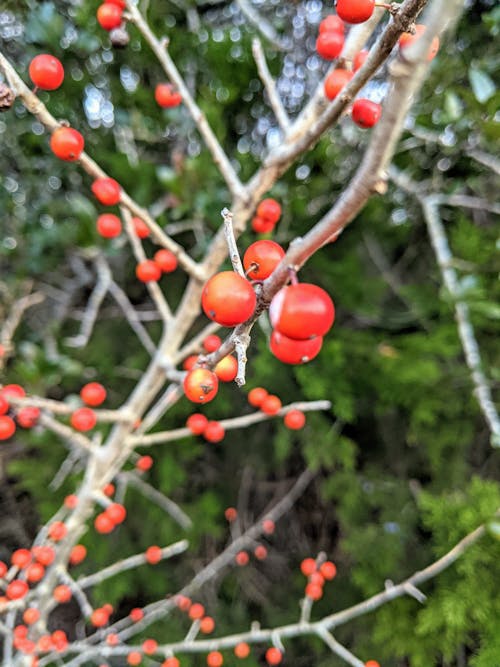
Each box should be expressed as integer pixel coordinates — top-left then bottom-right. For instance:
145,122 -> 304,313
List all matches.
53,585 -> 72,603
234,642 -> 250,658
224,507 -> 238,522
23,608 -> 40,625
207,651 -> 223,667
262,519 -> 275,535
235,551 -> 249,566
145,545 -> 162,564
129,608 -> 144,622
248,387 -> 268,407
265,648 -> 283,665
127,651 -> 142,666
305,582 -> 323,600
320,561 -> 337,580
142,639 -> 158,655
254,545 -> 268,560
188,602 -> 205,620
300,558 -> 317,576
199,616 -> 215,634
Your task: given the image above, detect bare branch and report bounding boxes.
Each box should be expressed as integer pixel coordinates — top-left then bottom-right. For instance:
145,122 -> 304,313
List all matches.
221,208 -> 245,276
252,38 -> 290,132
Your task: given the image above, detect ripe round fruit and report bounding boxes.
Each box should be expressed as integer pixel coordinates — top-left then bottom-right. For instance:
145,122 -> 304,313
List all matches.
0,384 -> 25,399
69,544 -> 87,565
365,662 -> 381,667
336,0 -> 375,24
136,260 -> 162,283
29,55 -> 64,90
23,608 -> 40,625
202,334 -> 221,352
0,395 -> 8,415
136,455 -> 153,471
129,608 -> 144,622
183,368 -> 219,404
214,355 -> 238,382
70,407 -> 97,432
11,548 -> 32,568
186,413 -> 208,435
188,602 -> 205,620
26,562 -> 45,583
243,240 -> 285,280
353,49 -> 369,71
265,647 -> 283,665
234,643 -> 250,659
80,382 -> 107,407
305,582 -> 323,600
97,213 -> 122,238
64,494 -> 78,508
300,558 -> 317,576
0,560 -> 7,577
6,579 -> 28,600
200,616 -> 215,634
248,387 -> 268,407
183,355 -> 199,371
399,24 -> 440,61
270,330 -> 323,365
316,31 -> 345,59
224,507 -> 237,522
127,652 -> 142,666
251,216 -> 275,234
269,283 -> 335,340
48,521 -> 67,541
207,651 -> 223,667
352,99 -> 382,128
175,595 -> 191,611
254,544 -> 268,560
145,545 -> 162,564
154,249 -> 178,273
256,198 -> 281,224
320,560 -> 337,580
97,3 -> 123,30
143,639 -> 158,655
202,272 -> 256,327
50,127 -> 84,161
90,608 -> 109,627
91,178 -> 121,205
324,68 -> 353,100
94,512 -> 115,534
260,395 -> 282,415
32,545 -> 55,566
105,503 -> 127,524
155,83 -> 182,108
235,550 -> 249,566
0,415 -> 16,440
53,585 -> 72,603
163,659 -> 180,667
203,420 -> 225,443
16,407 -> 40,428
133,217 -> 150,238
319,15 -> 345,34
284,409 -> 306,430
262,518 -> 275,534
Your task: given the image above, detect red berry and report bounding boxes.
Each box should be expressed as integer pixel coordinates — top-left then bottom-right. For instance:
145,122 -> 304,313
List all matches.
51,630 -> 68,651
336,0 -> 375,24
50,127 -> 84,161
103,483 -> 115,496
90,609 -> 110,630
80,382 -> 107,407
300,558 -> 317,576
26,563 -> 45,583
207,651 -> 223,667
162,659 -> 180,667
265,648 -> 283,665
320,561 -> 337,580
214,355 -> 238,382
186,413 -> 208,435
200,616 -> 215,634
11,549 -> 32,568
234,642 -> 250,659
235,551 -> 249,566
202,334 -> 222,352
256,198 -> 281,225
0,384 -> 25,399
254,545 -> 268,560
69,544 -> 87,565
251,216 -> 275,234
16,407 -> 40,428
53,585 -> 72,603
142,639 -> 158,655
6,580 -> 29,600
270,330 -> 323,365
260,395 -> 282,415
48,521 -> 67,541
129,608 -> 144,622
399,24 -> 439,61
105,503 -> 127,524
133,217 -> 150,238
0,395 -> 9,415
32,545 -> 55,566
91,178 -> 121,205
316,31 -> 345,59
183,368 -> 219,404
127,652 -> 142,666
23,608 -> 40,625
353,49 -> 369,70
136,455 -> 153,471
224,507 -> 238,522
182,355 -> 199,371
365,662 -> 381,667
203,420 -> 225,443
0,561 -> 7,577
105,0 -> 126,6
29,55 -> 64,91
305,582 -> 323,600
145,545 -> 162,564
0,415 -> 16,440
270,284 -> 335,340
352,99 -> 382,128
248,387 -> 268,407
284,409 -> 306,430
262,519 -> 275,534
324,68 -> 353,100
94,513 -> 115,534
243,241 -> 285,280
188,602 -> 205,620
202,272 -> 256,327
136,260 -> 162,283
97,213 -> 122,238
70,407 -> 97,432
97,3 -> 123,30
155,83 -> 182,108
174,595 -> 191,611
319,15 -> 345,33
154,249 -> 178,273
309,571 -> 325,586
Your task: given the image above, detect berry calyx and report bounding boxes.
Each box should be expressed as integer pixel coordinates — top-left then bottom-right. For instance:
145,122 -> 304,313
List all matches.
265,647 -> 283,665
336,0 -> 375,24
324,69 -> 353,100
316,31 -> 345,59
80,382 -> 107,407
269,283 -> 335,340
97,3 -> 123,30
29,55 -> 64,91
183,368 -> 219,404
155,83 -> 182,108
284,409 -> 306,430
91,178 -> 121,205
351,99 -> 382,128
154,249 -> 178,273
70,407 -> 97,432
202,272 -> 256,327
136,260 -> 162,283
97,213 -> 122,238
50,127 -> 84,161
243,240 -> 285,280
186,413 -> 209,435
270,330 -> 323,365
203,420 -> 225,443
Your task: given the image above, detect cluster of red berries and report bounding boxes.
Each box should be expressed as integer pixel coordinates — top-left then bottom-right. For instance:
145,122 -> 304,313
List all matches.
12,626 -> 69,659
0,384 -> 40,441
69,381 -> 107,432
186,412 -> 225,443
94,501 -> 127,534
224,510 -> 274,563
300,556 -> 337,601
316,14 -> 345,60
247,387 -> 306,429
251,198 -> 282,234
268,282 -> 335,364
97,0 -> 125,31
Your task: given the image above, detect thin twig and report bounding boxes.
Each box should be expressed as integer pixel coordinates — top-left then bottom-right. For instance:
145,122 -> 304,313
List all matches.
221,208 -> 244,276
317,629 -> 365,667
252,38 -> 290,132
